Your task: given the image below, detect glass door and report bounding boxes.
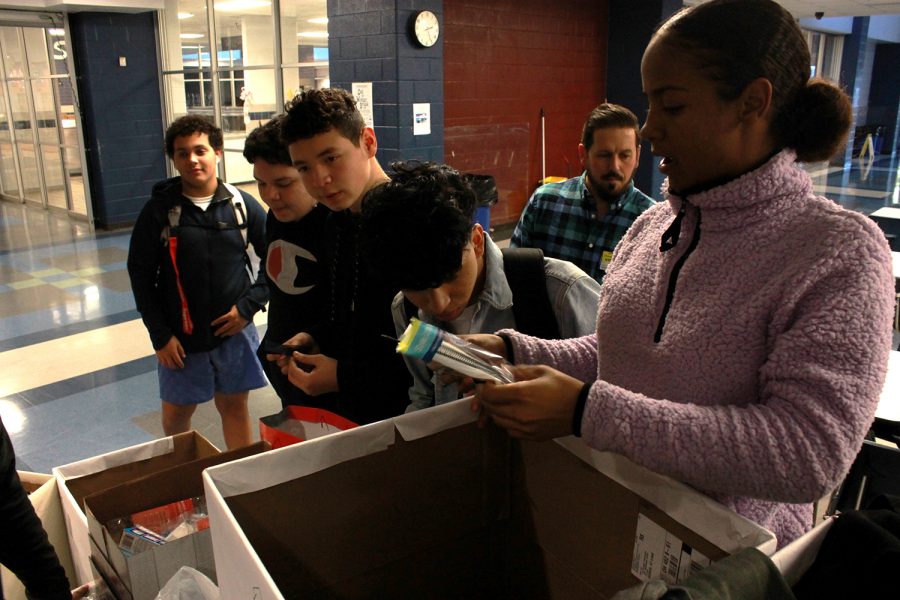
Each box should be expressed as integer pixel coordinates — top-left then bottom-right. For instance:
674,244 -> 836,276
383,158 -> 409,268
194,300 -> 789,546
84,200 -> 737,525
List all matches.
0,17 -> 90,220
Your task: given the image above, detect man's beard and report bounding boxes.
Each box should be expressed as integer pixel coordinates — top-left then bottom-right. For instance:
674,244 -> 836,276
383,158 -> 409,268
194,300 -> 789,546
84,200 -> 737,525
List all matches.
587,170 -> 632,203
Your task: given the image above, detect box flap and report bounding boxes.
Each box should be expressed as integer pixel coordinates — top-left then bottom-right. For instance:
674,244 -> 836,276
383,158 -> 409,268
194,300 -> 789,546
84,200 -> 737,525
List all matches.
59,432 -> 219,511
770,517 -> 833,585
206,420 -> 395,499
85,441 -> 267,557
554,436 -> 777,555
53,431 -> 219,585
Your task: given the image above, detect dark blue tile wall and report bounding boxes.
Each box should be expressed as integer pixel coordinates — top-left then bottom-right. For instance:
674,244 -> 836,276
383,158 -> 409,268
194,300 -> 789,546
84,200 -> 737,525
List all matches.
329,0 -> 443,166
607,0 -> 681,202
69,11 -> 166,228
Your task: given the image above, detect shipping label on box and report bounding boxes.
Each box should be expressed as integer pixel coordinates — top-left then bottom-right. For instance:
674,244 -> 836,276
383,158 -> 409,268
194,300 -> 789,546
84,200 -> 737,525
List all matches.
631,513 -> 710,584
204,400 -> 775,599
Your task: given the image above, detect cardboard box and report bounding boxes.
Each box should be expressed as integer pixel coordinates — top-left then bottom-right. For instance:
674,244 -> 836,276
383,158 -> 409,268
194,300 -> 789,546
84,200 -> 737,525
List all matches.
770,517 -> 834,587
204,401 -> 776,599
1,472 -> 77,600
89,536 -> 132,600
84,442 -> 269,600
53,432 -> 220,585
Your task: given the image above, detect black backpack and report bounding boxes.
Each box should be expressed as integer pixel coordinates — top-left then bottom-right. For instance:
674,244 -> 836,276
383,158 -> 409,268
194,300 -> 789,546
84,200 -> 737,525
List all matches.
501,247 -> 561,339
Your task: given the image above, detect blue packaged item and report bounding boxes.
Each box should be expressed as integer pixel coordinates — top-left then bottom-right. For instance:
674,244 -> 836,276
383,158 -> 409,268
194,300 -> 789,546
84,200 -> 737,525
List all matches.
397,318 -> 515,384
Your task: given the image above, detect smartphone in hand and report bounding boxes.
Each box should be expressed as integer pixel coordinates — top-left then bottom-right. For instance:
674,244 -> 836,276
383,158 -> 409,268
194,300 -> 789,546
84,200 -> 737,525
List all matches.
261,339 -> 314,372
262,339 -> 312,356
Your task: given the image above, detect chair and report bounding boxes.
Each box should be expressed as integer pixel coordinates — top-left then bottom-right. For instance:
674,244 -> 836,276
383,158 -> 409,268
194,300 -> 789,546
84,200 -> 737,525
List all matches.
832,440 -> 900,513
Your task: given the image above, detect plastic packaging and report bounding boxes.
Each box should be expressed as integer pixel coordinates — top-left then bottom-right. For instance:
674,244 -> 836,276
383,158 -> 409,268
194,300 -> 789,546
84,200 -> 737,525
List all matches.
397,318 -> 515,384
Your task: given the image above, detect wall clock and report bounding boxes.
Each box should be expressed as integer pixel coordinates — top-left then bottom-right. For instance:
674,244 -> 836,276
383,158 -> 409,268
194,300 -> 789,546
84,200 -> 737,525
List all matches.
410,10 -> 440,48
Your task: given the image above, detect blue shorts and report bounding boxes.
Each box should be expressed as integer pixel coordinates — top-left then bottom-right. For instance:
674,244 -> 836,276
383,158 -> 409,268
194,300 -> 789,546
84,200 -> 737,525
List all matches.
158,325 -> 268,406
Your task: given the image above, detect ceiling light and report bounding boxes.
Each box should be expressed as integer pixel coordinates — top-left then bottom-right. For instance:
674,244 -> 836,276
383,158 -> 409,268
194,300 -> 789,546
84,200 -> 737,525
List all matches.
307,17 -> 328,25
297,31 -> 329,38
178,12 -> 194,19
48,28 -> 65,36
215,0 -> 271,12
180,33 -> 205,39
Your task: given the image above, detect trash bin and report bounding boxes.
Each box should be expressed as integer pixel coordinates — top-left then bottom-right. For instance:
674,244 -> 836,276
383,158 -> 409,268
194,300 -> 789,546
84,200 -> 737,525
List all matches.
463,173 -> 497,230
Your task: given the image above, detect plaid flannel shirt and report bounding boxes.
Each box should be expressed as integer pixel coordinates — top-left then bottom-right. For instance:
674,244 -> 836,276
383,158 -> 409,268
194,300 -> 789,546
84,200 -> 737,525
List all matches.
510,174 -> 655,282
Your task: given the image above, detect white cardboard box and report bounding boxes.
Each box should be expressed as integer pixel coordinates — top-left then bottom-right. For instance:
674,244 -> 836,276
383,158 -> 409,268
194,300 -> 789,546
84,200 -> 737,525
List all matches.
770,517 -> 834,586
53,432 -> 219,585
204,400 -> 776,599
1,472 -> 77,599
82,441 -> 267,600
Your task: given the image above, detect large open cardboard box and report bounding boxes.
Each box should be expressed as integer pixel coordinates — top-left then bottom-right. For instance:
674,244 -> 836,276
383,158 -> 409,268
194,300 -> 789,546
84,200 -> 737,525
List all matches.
770,517 -> 834,586
1,472 -> 77,600
53,432 -> 220,584
204,401 -> 775,599
83,441 -> 269,600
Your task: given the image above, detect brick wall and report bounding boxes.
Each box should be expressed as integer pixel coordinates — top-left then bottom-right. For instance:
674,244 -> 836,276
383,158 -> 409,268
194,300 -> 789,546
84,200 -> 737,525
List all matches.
69,11 -> 166,228
444,0 -> 609,225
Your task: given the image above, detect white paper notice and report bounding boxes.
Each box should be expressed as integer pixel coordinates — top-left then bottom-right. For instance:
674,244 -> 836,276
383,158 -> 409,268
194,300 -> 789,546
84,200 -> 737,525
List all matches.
413,103 -> 431,135
631,513 -> 710,584
352,82 -> 374,128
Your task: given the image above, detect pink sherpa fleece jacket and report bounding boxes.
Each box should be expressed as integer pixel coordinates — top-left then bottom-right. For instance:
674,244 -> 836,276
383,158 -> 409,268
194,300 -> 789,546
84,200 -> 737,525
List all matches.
503,150 -> 895,547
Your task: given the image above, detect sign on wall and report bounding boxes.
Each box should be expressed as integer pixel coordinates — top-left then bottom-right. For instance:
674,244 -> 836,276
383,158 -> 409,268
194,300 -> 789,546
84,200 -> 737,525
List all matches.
413,103 -> 431,136
352,82 -> 374,128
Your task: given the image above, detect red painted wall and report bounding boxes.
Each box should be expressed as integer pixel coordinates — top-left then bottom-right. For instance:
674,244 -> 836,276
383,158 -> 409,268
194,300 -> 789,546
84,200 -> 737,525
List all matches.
444,0 -> 609,225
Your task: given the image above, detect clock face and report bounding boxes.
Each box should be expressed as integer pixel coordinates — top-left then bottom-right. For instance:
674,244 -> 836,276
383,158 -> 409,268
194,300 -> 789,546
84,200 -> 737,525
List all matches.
413,10 -> 439,47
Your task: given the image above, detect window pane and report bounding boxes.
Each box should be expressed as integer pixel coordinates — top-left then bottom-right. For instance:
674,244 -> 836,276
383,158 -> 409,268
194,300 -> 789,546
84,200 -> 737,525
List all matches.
280,0 -> 328,63
1,27 -> 25,79
215,2 -> 273,67
281,0 -> 328,96
282,64 -> 327,100
160,0 -> 210,71
8,72 -> 33,137
221,66 -> 274,185
0,142 -> 19,197
18,142 -> 42,202
23,27 -> 51,77
0,93 -> 10,143
41,144 -> 67,209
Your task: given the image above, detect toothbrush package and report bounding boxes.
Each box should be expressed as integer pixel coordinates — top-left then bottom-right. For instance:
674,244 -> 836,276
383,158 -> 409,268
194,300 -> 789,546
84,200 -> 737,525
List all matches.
396,318 -> 515,384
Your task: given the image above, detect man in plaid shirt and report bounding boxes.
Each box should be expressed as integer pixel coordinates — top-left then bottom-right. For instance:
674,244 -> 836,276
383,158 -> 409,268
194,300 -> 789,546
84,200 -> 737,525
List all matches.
511,103 -> 654,282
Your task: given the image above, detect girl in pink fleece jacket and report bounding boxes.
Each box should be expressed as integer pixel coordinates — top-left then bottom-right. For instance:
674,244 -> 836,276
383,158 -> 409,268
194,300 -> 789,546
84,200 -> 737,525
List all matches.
474,0 -> 895,547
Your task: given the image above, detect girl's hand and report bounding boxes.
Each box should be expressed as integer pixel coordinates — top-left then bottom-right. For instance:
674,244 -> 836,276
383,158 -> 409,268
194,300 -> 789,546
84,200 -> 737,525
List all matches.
476,365 -> 584,440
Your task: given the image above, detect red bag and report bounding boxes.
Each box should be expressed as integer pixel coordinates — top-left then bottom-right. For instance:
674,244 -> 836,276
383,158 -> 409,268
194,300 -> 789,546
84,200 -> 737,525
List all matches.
258,406 -> 357,449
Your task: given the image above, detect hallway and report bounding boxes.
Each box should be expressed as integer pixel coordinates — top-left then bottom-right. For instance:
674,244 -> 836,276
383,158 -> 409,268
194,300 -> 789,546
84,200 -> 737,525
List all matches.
1,154 -> 898,472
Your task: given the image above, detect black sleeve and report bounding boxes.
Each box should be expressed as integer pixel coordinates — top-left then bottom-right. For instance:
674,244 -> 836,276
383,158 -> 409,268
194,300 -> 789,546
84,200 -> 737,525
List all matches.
127,198 -> 173,350
333,276 -> 410,424
0,418 -> 71,598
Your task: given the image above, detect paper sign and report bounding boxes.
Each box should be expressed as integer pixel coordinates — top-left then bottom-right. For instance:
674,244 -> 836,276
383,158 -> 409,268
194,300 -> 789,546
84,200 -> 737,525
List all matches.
631,513 -> 710,584
413,103 -> 431,135
352,82 -> 374,128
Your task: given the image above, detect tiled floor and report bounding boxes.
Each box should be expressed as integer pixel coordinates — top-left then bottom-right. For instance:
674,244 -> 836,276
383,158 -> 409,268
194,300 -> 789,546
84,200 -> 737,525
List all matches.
0,154 -> 898,473
0,202 -> 280,472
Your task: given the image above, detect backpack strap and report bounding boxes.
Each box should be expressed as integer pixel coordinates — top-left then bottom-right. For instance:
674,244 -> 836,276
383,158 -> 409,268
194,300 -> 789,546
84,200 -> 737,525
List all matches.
160,203 -> 182,246
160,183 -> 256,282
501,247 -> 561,339
223,182 -> 249,249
